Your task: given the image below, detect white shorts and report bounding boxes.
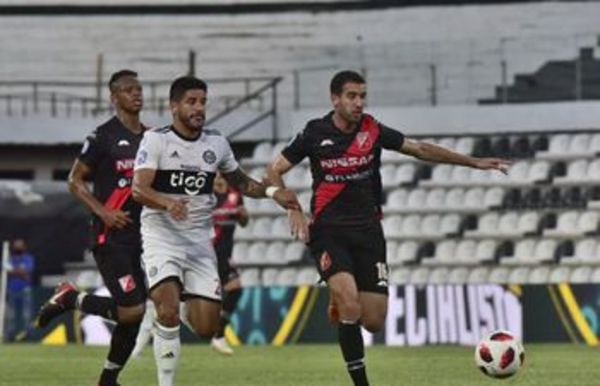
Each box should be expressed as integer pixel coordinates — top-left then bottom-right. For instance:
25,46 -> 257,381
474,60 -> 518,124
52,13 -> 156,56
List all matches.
142,238 -> 221,301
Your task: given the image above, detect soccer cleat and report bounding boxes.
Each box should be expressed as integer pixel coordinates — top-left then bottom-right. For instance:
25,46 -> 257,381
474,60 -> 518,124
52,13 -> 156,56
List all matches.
211,337 -> 234,356
35,281 -> 78,328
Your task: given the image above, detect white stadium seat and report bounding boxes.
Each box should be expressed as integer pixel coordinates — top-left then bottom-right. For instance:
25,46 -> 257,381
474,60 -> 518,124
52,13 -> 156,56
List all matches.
467,267 -> 490,283
570,266 -> 592,283
454,240 -> 478,265
265,242 -> 287,264
508,267 -> 529,284
448,267 -> 469,283
394,163 -> 416,185
463,187 -> 485,209
395,241 -> 419,265
429,267 -> 450,284
276,268 -> 299,286
455,137 -> 475,155
284,242 -> 306,263
261,268 -> 280,286
240,269 -> 260,287
409,267 -> 430,284
440,214 -> 461,235
381,164 -> 398,188
390,268 -> 411,284
386,189 -> 408,210
251,142 -> 273,162
382,215 -> 404,238
425,188 -> 445,210
528,266 -> 551,284
296,267 -> 320,286
231,242 -> 250,265
475,240 -> 497,264
445,188 -> 465,209
248,242 -> 268,264
484,187 -> 504,208
488,267 -> 509,283
406,189 -> 427,209
549,266 -> 571,283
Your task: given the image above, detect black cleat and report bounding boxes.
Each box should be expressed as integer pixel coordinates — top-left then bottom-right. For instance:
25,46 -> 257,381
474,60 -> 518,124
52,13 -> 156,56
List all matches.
36,281 -> 78,328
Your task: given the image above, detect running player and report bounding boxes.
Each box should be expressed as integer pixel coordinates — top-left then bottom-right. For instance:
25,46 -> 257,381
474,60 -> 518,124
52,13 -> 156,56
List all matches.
132,76 -> 300,386
266,70 -> 510,386
210,172 -> 248,355
37,69 -> 147,386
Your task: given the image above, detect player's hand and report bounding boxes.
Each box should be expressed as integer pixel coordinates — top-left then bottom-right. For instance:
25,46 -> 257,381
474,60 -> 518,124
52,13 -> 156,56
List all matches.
100,208 -> 133,229
166,198 -> 189,221
472,158 -> 511,175
288,209 -> 309,243
237,206 -> 249,227
272,188 -> 302,211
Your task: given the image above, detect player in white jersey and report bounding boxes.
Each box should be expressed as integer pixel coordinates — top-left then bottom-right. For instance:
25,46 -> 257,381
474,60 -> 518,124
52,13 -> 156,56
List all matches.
132,76 -> 301,386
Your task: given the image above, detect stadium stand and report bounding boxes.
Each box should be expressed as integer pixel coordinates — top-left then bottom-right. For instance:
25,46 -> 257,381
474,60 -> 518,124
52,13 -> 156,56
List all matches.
228,130 -> 600,286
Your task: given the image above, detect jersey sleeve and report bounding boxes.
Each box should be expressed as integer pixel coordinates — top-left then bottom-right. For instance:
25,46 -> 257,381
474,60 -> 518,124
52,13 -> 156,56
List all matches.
380,123 -> 405,151
134,131 -> 162,170
218,138 -> 239,173
77,130 -> 103,174
281,131 -> 309,165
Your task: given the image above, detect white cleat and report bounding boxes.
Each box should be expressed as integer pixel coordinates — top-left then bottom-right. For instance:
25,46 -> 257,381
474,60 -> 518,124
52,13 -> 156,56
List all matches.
211,337 -> 234,356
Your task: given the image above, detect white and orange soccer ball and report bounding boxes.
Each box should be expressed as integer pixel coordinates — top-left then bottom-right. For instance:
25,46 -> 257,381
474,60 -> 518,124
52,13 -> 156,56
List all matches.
474,330 -> 525,379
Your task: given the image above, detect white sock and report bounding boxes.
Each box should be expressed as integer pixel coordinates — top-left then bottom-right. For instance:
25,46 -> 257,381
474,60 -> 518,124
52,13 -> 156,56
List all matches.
131,309 -> 155,357
153,322 -> 180,386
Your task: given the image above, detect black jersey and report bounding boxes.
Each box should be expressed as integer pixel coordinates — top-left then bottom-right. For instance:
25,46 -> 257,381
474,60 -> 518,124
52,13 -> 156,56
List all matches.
78,116 -> 145,247
212,189 -> 244,258
282,112 -> 404,229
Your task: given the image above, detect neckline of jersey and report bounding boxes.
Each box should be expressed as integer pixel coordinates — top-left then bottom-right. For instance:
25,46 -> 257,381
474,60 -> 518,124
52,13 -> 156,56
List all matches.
327,111 -> 362,136
169,125 -> 202,142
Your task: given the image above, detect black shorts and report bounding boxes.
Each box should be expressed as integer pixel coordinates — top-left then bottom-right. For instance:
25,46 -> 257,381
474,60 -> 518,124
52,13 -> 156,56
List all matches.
308,223 -> 388,295
93,243 -> 147,306
215,242 -> 240,286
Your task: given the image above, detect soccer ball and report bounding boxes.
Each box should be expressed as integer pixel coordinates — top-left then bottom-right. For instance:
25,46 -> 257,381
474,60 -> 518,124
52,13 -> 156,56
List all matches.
475,330 -> 525,379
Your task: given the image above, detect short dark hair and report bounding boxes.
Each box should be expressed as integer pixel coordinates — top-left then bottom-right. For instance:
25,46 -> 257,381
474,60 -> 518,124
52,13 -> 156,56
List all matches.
169,76 -> 208,102
330,70 -> 365,95
108,69 -> 138,92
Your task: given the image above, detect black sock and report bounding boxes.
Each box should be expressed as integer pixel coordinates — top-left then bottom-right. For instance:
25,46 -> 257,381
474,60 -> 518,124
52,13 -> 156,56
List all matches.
79,295 -> 119,321
99,322 -> 141,386
339,321 -> 369,386
215,288 -> 242,338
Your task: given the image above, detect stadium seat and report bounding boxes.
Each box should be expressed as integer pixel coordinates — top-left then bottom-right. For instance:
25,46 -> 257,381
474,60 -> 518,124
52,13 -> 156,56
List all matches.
252,217 -> 273,238
463,187 -> 485,209
381,164 -> 398,188
258,198 -> 279,214
386,241 -> 398,264
517,212 -> 540,235
586,160 -> 600,183
527,161 -> 550,184
409,267 -> 430,284
261,268 -> 280,286
440,214 -> 461,235
421,214 -> 442,237
386,188 -> 408,210
298,191 -> 312,211
445,187 -> 465,209
570,266 -> 592,283
549,266 -> 571,283
251,142 -> 273,163
231,242 -> 250,265
248,242 -> 268,264
382,215 -> 404,238
285,166 -> 310,189
484,187 -> 504,208
508,267 -> 529,284
467,267 -> 489,283
540,134 -> 570,157
467,212 -> 500,238
406,189 -> 427,210
498,212 -> 520,236
555,159 -> 587,185
502,239 -> 535,265
527,266 -> 551,284
488,267 -> 509,283
394,163 -> 416,186
425,164 -> 452,185
276,268 -> 299,286
562,238 -> 597,265
296,267 -> 319,286
235,220 -> 253,240
270,216 -> 292,239
577,211 -> 599,234
395,241 -> 419,265
401,214 -> 423,238
429,267 -> 450,284
425,188 -> 445,210
436,137 -> 455,150
265,242 -> 287,265
447,267 -> 469,283
589,133 -> 600,154
422,240 -> 457,266
454,240 -> 477,265
569,133 -> 590,155
284,242 -> 306,263
451,166 -> 471,184
475,240 -> 498,264
390,267 -> 410,284
240,269 -> 260,287
544,211 -> 579,237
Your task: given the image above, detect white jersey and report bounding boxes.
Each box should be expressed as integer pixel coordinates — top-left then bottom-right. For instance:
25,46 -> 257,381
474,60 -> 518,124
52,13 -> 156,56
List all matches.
134,126 -> 239,247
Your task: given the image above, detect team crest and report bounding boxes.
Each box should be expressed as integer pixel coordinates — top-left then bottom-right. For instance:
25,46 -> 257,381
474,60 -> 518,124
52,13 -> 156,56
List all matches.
203,150 -> 217,164
118,274 -> 137,293
320,251 -> 332,272
356,132 -> 372,151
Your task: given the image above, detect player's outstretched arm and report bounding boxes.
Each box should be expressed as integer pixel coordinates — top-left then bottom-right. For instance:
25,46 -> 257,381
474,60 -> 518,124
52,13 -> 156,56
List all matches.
223,167 -> 301,211
399,138 -> 510,174
69,159 -> 132,229
132,168 -> 188,221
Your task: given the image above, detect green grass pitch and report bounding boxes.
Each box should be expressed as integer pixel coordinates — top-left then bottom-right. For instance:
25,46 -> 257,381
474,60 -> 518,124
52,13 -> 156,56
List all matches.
0,343 -> 595,386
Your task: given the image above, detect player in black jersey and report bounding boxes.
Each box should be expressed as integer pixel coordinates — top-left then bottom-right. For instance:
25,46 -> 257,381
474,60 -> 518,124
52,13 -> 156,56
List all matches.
266,70 -> 510,386
36,70 -> 147,386
210,172 -> 248,355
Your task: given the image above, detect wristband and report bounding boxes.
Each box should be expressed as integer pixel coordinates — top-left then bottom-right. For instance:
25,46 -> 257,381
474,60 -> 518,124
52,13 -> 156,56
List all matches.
265,186 -> 281,198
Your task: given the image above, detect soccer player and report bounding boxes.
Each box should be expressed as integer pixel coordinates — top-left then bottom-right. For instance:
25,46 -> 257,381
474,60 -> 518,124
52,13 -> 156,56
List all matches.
37,70 -> 147,386
265,70 -> 510,386
210,172 -> 248,355
132,76 -> 300,386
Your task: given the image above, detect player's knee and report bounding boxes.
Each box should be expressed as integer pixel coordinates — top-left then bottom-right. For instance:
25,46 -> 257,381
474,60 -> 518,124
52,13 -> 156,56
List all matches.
192,321 -> 218,338
155,303 -> 180,327
117,303 -> 146,324
336,298 -> 362,321
361,317 -> 385,333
